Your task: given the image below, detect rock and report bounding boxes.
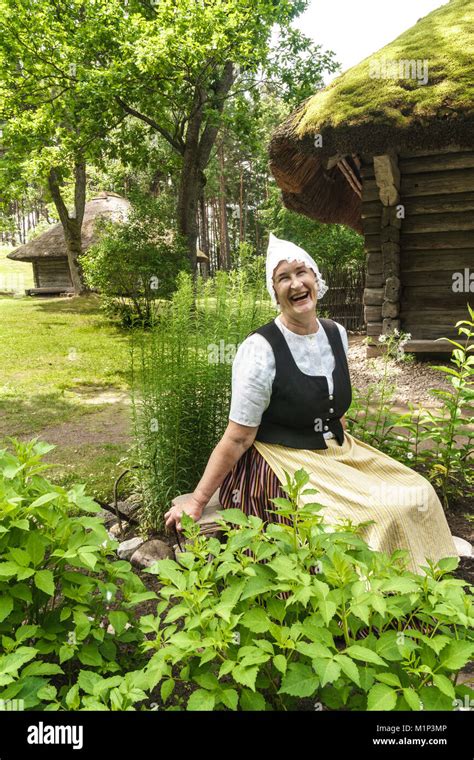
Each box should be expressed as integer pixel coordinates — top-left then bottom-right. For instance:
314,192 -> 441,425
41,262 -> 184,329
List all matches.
117,536 -> 144,560
108,521 -> 129,538
130,539 -> 174,568
453,535 -> 473,558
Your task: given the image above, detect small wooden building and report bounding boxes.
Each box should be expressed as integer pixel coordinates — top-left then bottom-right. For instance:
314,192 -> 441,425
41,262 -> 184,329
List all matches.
269,0 -> 474,355
7,192 -> 130,295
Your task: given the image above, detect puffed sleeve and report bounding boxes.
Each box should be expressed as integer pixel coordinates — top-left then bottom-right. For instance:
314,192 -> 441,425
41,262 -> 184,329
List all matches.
228,334 -> 275,427
335,322 -> 349,355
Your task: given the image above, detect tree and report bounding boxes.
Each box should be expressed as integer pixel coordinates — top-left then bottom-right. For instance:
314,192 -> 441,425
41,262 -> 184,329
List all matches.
0,0 -> 125,293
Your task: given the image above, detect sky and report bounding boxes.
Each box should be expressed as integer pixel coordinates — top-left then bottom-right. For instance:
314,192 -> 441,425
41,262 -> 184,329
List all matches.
293,0 -> 449,83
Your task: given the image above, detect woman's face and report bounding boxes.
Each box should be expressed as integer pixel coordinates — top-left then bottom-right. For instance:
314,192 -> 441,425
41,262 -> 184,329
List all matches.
272,260 -> 318,316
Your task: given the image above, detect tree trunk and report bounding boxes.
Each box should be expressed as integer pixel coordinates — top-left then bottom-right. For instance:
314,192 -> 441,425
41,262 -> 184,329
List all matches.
48,162 -> 88,294
218,140 -> 230,270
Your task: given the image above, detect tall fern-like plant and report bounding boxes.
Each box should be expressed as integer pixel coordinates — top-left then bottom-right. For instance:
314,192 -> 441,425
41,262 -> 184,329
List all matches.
131,270 -> 275,532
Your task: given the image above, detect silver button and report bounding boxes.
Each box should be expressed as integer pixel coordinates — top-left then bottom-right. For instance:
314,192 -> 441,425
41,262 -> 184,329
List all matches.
329,408 -> 334,413
329,395 -> 334,400
323,425 -> 329,431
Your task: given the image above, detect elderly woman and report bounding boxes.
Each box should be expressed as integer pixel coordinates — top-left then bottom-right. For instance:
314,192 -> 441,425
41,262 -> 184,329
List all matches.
165,233 -> 459,575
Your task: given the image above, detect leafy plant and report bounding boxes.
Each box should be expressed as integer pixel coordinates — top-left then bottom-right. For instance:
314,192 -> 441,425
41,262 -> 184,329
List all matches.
131,269 -> 275,532
137,468 -> 474,711
348,314 -> 474,509
80,191 -> 190,327
0,438 -> 156,710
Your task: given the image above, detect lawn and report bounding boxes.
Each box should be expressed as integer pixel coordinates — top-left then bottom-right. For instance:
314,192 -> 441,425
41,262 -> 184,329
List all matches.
0,286 -> 135,501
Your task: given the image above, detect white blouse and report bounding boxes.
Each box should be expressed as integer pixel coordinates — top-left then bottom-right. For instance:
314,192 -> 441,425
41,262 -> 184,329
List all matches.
228,316 -> 349,439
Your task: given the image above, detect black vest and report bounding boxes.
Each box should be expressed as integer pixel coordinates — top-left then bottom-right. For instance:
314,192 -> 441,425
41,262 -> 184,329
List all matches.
250,318 -> 352,450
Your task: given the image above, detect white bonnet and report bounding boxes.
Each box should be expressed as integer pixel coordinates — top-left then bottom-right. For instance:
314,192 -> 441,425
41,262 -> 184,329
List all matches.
266,233 -> 328,308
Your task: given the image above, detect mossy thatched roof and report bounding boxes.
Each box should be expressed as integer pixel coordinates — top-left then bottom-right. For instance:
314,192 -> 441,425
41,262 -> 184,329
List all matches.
269,0 -> 474,231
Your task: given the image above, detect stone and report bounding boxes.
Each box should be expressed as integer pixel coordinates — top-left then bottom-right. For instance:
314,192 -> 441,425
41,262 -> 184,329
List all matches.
382,318 -> 401,335
108,521 -> 128,538
453,535 -> 473,558
130,539 -> 175,568
384,276 -> 401,302
382,301 -> 399,318
117,536 -> 144,560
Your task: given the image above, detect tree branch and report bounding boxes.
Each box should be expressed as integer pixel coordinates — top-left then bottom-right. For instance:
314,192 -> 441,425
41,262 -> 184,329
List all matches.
115,97 -> 185,155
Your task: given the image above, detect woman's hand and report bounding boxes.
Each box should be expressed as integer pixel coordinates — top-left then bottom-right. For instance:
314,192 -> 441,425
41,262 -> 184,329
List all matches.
164,496 -> 204,533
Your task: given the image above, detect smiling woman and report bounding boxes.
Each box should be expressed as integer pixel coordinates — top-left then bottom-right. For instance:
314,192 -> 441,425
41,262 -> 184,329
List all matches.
165,234 -> 460,576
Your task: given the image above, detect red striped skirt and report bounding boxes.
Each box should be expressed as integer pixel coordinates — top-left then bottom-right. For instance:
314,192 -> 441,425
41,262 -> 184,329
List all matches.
220,444 -> 292,527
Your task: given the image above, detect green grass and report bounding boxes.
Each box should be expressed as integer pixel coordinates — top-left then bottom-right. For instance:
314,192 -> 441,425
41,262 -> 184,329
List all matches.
0,245 -> 34,292
0,292 -> 135,501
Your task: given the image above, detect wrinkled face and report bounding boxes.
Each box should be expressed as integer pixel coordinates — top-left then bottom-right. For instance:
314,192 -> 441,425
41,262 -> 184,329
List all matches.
272,259 -> 318,316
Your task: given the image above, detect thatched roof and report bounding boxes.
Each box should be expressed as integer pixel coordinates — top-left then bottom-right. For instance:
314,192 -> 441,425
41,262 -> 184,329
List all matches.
7,192 -> 130,262
269,0 -> 474,232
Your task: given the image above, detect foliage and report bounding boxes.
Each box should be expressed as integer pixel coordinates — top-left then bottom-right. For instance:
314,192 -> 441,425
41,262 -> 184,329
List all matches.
80,192 -> 190,327
130,269 -> 274,532
260,184 -> 365,272
138,468 -> 474,712
348,313 -> 474,509
0,438 -> 155,710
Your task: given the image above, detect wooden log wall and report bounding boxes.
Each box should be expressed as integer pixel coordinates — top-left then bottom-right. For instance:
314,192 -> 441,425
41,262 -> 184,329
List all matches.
360,147 -> 474,355
36,258 -> 73,289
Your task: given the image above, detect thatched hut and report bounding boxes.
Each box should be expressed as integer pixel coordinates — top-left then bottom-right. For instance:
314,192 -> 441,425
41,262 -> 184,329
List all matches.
269,0 -> 474,356
7,192 -> 130,295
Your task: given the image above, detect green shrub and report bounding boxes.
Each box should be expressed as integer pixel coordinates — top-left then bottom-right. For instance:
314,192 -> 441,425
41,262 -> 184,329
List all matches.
130,269 -> 275,532
138,468 -> 474,711
348,310 -> 474,508
80,192 -> 190,327
0,438 -> 156,710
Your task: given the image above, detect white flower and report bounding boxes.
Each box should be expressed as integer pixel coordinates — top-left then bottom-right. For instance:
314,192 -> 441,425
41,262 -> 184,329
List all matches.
407,452 -> 414,459
106,590 -> 113,602
393,328 -> 400,336
378,334 -> 387,343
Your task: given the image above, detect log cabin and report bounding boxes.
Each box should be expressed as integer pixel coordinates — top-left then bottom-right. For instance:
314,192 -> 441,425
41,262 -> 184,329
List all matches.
268,0 -> 474,356
7,192 -> 130,295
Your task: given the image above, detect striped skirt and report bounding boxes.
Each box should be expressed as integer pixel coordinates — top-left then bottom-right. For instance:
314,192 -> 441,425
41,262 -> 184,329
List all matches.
220,431 -> 459,576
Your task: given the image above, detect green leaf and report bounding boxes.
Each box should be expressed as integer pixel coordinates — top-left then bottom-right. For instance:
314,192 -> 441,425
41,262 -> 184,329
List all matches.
36,684 -> 57,702
218,509 -> 249,526
239,688 -> 266,711
379,577 -> 420,594
0,595 -> 14,623
345,645 -> 387,667
26,533 -> 46,566
0,647 -> 37,675
419,686 -> 453,711
78,643 -> 103,667
273,655 -> 287,675
374,672 -> 401,688
22,662 -> 63,677
0,562 -> 19,578
402,688 -> 422,711
78,671 -> 102,695
232,665 -> 259,691
65,684 -> 80,710
187,689 -> 215,711
59,645 -> 75,664
34,570 -> 54,597
160,679 -> 175,704
108,611 -> 128,635
29,493 -> 59,508
433,674 -> 455,699
240,608 -> 271,633
334,654 -> 360,687
440,641 -> 474,671
278,663 -> 319,697
219,688 -> 238,711
318,599 -> 337,625
241,576 -> 274,600
296,641 -> 333,659
312,658 -> 341,688
367,683 -> 397,711
193,672 -> 219,691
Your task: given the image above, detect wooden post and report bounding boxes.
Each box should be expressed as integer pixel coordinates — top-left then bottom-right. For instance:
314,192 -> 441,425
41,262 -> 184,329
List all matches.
364,152 -> 402,357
